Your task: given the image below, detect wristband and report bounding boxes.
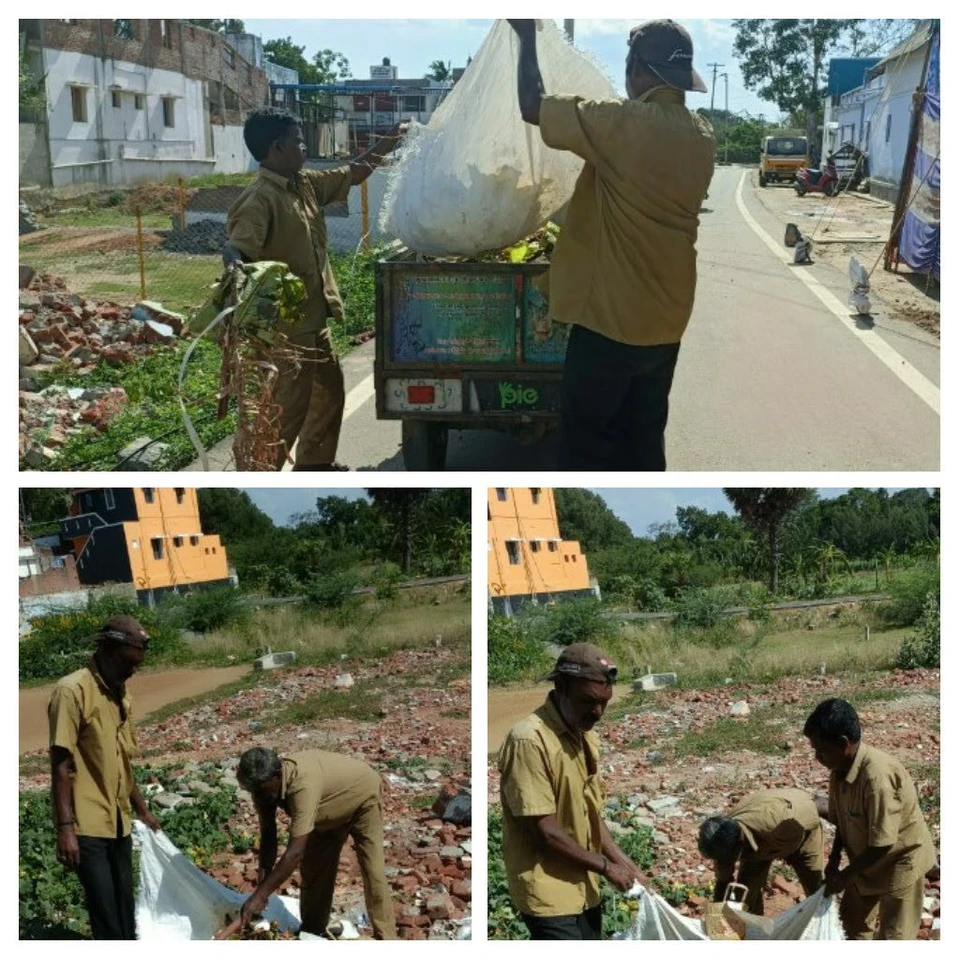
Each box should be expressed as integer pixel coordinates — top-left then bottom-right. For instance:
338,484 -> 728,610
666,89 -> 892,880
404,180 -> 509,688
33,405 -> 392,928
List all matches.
599,856 -> 608,877
57,820 -> 76,829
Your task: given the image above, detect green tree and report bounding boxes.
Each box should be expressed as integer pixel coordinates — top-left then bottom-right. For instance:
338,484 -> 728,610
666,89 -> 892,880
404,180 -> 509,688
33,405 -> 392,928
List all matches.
847,19 -> 925,57
553,489 -> 634,555
263,38 -> 350,89
723,488 -> 814,594
19,37 -> 46,121
185,19 -> 246,34
366,489 -> 432,574
20,489 -> 71,532
425,59 -> 452,82
313,48 -> 351,82
732,19 -> 863,152
196,489 -> 275,544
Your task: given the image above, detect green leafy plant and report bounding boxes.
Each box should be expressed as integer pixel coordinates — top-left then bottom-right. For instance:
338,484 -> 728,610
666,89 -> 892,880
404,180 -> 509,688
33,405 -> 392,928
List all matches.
673,587 -> 731,630
372,562 -> 404,602
301,569 -> 360,610
896,591 -> 939,669
881,565 -> 940,627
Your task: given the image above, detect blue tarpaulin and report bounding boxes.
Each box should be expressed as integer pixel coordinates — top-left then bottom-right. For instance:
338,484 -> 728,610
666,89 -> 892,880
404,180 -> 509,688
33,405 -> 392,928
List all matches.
899,26 -> 940,281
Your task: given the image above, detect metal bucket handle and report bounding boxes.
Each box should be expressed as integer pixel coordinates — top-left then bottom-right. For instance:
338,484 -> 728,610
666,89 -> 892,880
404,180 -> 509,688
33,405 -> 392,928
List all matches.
722,882 -> 749,907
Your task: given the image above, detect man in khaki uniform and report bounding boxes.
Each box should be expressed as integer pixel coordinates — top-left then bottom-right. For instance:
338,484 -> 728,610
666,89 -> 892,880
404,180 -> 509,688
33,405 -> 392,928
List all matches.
508,20 -> 715,471
48,615 -> 160,939
225,109 -> 405,471
698,788 -> 825,914
230,747 -> 396,939
498,644 -> 647,939
804,698 -> 936,939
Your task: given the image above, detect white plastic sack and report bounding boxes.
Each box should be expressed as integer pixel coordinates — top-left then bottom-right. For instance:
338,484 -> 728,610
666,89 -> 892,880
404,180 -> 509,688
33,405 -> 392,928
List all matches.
615,883 -> 709,940
133,821 -> 300,940
736,888 -> 845,941
848,256 -> 872,314
379,19 -> 616,255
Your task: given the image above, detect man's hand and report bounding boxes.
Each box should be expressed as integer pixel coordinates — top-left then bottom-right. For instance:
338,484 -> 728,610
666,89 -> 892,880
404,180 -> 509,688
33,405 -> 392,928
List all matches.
139,810 -> 162,833
507,19 -> 537,41
56,824 -> 81,869
239,889 -> 270,927
222,243 -> 245,270
603,860 -> 635,892
823,863 -> 850,896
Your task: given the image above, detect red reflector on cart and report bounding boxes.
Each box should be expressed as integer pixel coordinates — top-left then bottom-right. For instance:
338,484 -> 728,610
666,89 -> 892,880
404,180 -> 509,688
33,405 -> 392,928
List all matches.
407,385 -> 436,404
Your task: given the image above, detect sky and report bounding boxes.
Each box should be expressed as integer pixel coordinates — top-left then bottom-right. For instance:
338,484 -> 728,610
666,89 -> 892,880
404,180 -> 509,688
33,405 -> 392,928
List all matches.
243,18 -> 773,118
587,488 -> 912,537
242,487 -> 368,526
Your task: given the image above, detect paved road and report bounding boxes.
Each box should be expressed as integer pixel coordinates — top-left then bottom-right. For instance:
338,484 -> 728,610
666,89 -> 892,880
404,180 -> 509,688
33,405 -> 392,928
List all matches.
189,165 -> 939,472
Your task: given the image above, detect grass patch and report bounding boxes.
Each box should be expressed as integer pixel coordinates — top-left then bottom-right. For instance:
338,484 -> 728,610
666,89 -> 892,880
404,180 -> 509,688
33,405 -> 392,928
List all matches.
39,210 -> 171,229
19,755 -> 48,777
271,679 -> 385,726
673,704 -> 799,758
409,794 -> 437,811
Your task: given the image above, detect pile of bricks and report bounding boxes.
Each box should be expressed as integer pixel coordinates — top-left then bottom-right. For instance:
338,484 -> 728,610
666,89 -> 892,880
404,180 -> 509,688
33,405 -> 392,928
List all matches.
18,269 -> 186,467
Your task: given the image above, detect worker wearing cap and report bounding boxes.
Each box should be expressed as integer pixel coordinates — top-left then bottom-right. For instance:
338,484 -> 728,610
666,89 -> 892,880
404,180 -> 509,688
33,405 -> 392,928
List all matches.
48,615 -> 160,940
804,698 -> 936,940
498,643 -> 647,939
227,747 -> 396,940
698,788 -> 825,915
507,20 -> 715,471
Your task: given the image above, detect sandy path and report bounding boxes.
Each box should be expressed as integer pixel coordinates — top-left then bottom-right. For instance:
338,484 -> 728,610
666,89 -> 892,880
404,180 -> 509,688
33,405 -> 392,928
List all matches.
19,665 -> 250,755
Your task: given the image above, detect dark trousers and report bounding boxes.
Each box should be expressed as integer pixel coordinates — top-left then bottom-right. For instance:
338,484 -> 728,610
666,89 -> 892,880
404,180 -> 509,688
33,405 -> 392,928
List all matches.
521,905 -> 603,940
558,324 -> 681,471
76,828 -> 135,940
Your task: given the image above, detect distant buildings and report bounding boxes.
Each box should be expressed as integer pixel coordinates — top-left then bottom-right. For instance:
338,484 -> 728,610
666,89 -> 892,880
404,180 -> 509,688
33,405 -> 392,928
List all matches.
487,487 -> 597,616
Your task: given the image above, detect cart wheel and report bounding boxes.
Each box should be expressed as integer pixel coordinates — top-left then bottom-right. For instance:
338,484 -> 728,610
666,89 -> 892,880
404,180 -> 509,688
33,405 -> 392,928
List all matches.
402,420 -> 448,471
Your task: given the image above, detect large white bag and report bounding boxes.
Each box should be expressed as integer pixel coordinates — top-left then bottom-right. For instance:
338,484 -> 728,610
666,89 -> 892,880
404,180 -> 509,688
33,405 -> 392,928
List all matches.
379,19 -> 616,255
737,888 -> 845,940
133,821 -> 300,940
613,884 -> 709,940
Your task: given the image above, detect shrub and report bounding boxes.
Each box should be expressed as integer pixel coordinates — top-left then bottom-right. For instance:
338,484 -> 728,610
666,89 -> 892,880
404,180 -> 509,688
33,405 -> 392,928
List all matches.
488,615 -> 552,686
159,586 -> 250,634
301,570 -> 360,610
372,562 -> 404,602
882,565 -> 940,627
673,587 -> 731,629
533,598 -> 617,649
19,594 -> 185,683
897,591 -> 939,669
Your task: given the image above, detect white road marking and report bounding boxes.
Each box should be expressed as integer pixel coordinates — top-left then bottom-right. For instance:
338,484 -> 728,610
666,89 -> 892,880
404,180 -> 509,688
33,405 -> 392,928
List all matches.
343,373 -> 376,421
734,171 -> 940,416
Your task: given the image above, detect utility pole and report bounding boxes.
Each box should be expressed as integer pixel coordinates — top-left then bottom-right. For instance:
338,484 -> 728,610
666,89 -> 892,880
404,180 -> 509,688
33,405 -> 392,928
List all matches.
708,62 -> 724,113
563,20 -> 574,43
721,72 -> 729,164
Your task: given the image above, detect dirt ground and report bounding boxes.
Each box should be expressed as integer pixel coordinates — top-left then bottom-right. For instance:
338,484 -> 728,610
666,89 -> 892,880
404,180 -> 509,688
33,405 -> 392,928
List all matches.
488,668 -> 940,937
19,665 -> 250,754
21,646 -> 472,940
749,178 -> 940,337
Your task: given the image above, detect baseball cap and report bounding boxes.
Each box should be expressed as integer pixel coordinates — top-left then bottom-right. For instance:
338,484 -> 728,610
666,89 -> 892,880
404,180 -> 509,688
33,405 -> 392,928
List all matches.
628,19 -> 708,93
548,643 -> 618,684
99,615 -> 150,649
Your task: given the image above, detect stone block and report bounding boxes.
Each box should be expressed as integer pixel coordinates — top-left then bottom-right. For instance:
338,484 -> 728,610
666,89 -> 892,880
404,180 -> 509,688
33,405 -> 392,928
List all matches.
633,672 -> 678,692
19,327 -> 39,365
254,651 -> 297,671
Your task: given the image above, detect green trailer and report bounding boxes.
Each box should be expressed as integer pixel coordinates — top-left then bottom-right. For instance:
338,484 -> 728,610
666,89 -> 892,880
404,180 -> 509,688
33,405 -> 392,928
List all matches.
374,249 -> 568,470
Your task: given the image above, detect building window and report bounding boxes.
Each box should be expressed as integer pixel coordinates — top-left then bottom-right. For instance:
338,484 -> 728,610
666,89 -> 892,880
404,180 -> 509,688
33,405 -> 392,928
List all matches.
70,86 -> 88,123
885,113 -> 892,143
151,538 -> 164,560
173,536 -> 183,547
564,554 -> 570,562
247,64 -> 253,84
113,20 -> 136,41
142,488 -> 155,504
548,541 -> 558,552
190,535 -> 200,546
225,45 -> 236,69
162,97 -> 175,128
530,540 -> 541,553
111,90 -> 122,109
506,541 -> 521,565
161,20 -> 173,49
496,488 -> 507,502
82,492 -> 94,511
402,94 -> 425,113
354,95 -> 371,112
104,489 -> 115,510
134,93 -> 144,110
530,487 -> 541,504
174,488 -> 185,504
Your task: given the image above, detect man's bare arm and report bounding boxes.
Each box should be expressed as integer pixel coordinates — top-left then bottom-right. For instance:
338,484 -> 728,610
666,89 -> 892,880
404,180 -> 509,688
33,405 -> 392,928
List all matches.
599,818 -> 648,886
531,814 -> 634,891
349,123 -> 408,185
507,19 -> 544,125
51,747 -> 81,867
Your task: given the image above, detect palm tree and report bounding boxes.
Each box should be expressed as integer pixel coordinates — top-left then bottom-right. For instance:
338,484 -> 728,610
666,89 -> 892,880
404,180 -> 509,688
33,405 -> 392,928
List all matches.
425,60 -> 452,82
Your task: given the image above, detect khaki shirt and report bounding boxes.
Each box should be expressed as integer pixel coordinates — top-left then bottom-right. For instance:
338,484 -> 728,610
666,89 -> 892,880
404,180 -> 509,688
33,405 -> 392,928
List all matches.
48,660 -> 139,839
539,87 -> 715,346
226,165 -> 352,334
279,750 -> 381,838
829,744 -> 936,895
498,694 -> 605,916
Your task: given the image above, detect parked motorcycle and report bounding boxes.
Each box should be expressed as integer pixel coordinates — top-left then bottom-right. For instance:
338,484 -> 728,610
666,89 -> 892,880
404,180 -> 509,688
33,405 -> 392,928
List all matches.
794,156 -> 839,197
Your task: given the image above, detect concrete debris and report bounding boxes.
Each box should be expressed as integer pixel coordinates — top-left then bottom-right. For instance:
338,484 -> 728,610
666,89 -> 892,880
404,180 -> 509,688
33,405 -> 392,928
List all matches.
634,672 -> 678,692
116,436 -> 171,470
20,200 -> 41,235
334,673 -> 355,688
18,271 -> 188,469
253,651 -> 297,671
729,700 -> 751,717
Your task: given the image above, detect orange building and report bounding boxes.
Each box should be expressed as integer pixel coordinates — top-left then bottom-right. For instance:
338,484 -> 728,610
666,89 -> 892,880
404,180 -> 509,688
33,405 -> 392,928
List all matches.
61,487 -> 230,602
488,487 -> 594,615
